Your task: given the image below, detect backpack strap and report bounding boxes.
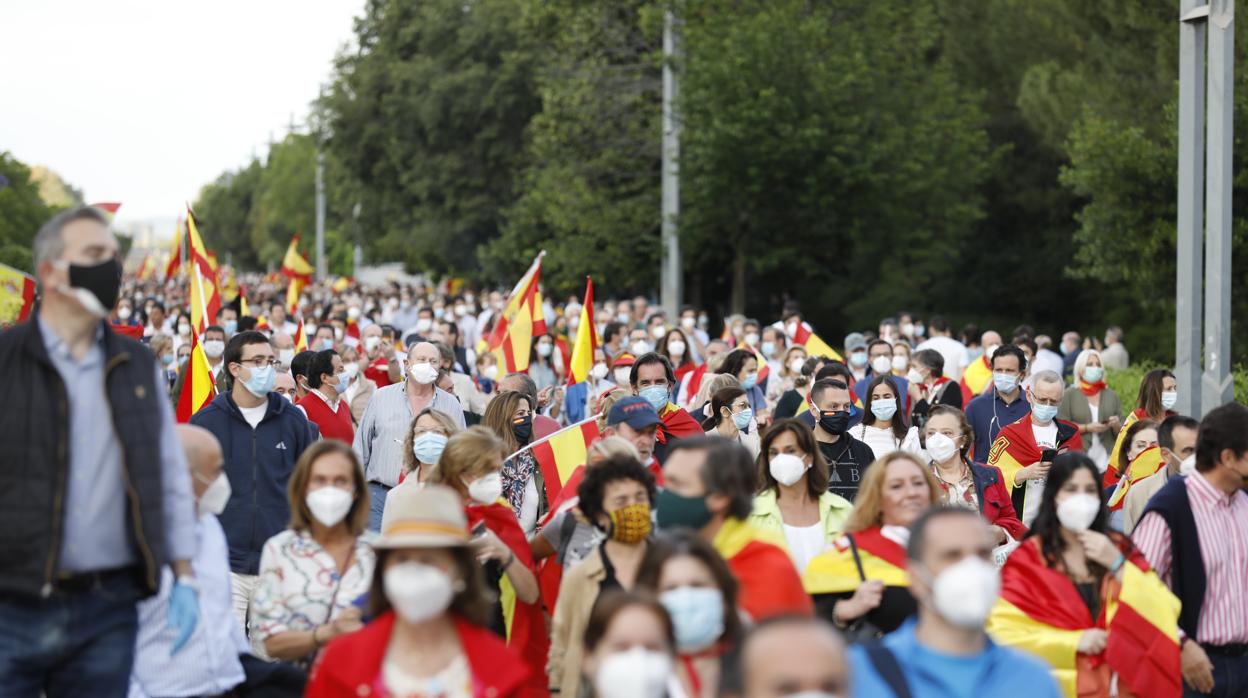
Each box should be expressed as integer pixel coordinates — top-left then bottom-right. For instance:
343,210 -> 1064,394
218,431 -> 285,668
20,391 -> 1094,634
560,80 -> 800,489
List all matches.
864,643 -> 913,698
847,533 -> 867,582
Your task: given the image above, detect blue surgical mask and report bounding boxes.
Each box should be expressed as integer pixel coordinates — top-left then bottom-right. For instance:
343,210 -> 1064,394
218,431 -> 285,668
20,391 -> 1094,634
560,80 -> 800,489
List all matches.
335,372 -> 350,394
732,407 -> 753,430
639,385 -> 669,412
741,372 -> 758,390
243,364 -> 276,397
1032,403 -> 1058,423
993,372 -> 1018,394
1083,366 -> 1104,383
761,341 -> 776,357
319,338 -> 334,351
849,351 -> 868,367
1161,391 -> 1178,410
412,432 -> 448,464
660,586 -> 725,652
161,353 -> 175,366
870,399 -> 898,422
223,319 -> 237,335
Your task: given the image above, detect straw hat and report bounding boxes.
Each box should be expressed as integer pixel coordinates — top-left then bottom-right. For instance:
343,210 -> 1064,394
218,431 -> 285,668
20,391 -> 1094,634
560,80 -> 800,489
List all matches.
374,484 -> 472,549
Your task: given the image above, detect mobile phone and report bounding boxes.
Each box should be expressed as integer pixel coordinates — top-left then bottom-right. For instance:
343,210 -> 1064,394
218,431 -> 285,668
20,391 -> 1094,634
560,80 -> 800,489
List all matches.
471,521 -> 487,538
1041,449 -> 1058,463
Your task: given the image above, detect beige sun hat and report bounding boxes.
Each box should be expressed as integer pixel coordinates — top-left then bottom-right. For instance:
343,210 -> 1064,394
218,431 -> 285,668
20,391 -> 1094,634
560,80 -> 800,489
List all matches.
374,483 -> 472,549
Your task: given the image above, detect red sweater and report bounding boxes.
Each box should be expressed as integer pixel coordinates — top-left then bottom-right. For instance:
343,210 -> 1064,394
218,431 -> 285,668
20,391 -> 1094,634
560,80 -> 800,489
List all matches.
306,612 -> 530,698
297,391 -> 355,443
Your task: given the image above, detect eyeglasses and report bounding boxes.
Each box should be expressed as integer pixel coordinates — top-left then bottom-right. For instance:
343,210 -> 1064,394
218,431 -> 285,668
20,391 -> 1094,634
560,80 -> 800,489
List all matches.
237,358 -> 276,369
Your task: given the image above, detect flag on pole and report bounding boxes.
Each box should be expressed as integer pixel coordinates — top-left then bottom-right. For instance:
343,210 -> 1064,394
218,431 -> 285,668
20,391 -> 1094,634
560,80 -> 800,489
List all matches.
90,202 -> 122,221
486,252 -> 547,373
164,219 -> 184,281
186,211 -> 221,334
511,415 -> 601,504
786,321 -> 844,362
135,254 -> 156,282
566,277 -> 599,386
0,263 -> 37,325
176,334 -> 218,422
281,234 -> 314,314
293,320 -> 308,352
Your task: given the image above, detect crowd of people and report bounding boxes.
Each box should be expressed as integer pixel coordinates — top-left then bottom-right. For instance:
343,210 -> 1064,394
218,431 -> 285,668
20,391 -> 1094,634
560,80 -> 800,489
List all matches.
3,205 -> 1246,698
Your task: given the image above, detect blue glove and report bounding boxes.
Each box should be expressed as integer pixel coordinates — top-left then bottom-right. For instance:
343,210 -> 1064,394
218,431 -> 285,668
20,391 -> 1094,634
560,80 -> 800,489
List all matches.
168,580 -> 199,655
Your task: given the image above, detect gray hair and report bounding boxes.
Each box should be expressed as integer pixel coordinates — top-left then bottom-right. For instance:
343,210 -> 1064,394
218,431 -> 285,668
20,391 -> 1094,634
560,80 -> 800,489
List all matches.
502,371 -> 538,408
1032,370 -> 1063,389
33,206 -> 111,270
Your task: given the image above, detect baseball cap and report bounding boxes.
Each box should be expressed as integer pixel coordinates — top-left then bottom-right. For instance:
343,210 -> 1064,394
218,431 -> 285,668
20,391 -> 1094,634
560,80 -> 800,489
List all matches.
608,396 -> 662,430
843,332 -> 867,352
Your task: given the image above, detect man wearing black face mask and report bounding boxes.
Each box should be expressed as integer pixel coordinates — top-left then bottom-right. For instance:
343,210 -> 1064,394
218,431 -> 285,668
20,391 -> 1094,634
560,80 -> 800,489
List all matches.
809,378 -> 876,502
0,207 -> 200,692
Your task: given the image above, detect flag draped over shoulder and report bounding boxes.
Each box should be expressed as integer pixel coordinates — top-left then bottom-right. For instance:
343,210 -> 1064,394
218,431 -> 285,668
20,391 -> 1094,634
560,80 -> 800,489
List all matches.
486,253 -> 547,373
567,277 -> 599,386
176,334 -> 217,423
1104,408 -> 1146,488
988,417 -> 1083,515
1107,445 -> 1166,510
788,321 -> 844,362
513,415 -> 601,505
0,263 -> 37,326
281,233 -> 314,314
802,526 -> 910,594
960,354 -> 993,402
988,539 -> 1180,698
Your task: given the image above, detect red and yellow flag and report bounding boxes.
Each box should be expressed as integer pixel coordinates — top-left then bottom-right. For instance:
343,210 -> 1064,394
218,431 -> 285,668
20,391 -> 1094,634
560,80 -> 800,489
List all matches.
788,321 -> 844,362
988,538 -> 1180,698
566,277 -> 599,386
486,253 -> 547,373
1107,445 -> 1166,511
1104,408 -> 1146,488
803,526 -> 910,594
135,254 -> 157,282
960,354 -> 993,402
522,416 -> 601,504
718,517 -> 814,619
90,202 -> 121,221
176,334 -> 217,423
164,219 -> 184,281
281,233 -> 314,315
293,320 -> 308,352
0,263 -> 37,326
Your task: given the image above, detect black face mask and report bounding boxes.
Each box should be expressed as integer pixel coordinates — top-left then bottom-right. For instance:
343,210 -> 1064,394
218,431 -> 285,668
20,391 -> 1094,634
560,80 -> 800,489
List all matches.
818,409 -> 850,436
68,257 -> 122,314
513,414 -> 534,444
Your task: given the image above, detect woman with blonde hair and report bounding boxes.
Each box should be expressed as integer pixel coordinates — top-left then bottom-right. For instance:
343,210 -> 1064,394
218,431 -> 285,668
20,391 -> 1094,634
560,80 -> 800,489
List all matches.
251,440 -> 375,663
1057,349 -> 1123,473
394,407 -> 461,490
802,451 -> 941,638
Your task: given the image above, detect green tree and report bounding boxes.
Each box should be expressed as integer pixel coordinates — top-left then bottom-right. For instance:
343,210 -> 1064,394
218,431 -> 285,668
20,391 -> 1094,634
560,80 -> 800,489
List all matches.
0,152 -> 56,271
195,159 -> 265,269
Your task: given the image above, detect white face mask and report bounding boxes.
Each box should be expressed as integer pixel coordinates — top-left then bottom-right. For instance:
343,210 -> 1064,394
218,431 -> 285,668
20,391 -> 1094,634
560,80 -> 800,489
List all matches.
614,367 -> 632,385
466,472 -> 504,505
929,556 -> 1000,629
631,340 -> 652,356
415,318 -> 433,333
1178,454 -> 1197,476
681,316 -> 696,330
985,344 -> 1001,359
744,332 -> 760,347
591,362 -> 610,380
483,364 -> 499,381
537,342 -> 553,358
906,367 -> 924,385
769,452 -> 809,487
305,486 -> 354,527
364,335 -> 381,352
668,340 -> 686,357
1161,390 -> 1179,410
203,340 -> 225,359
198,472 -> 231,518
925,432 -> 959,464
278,348 -> 295,365
343,362 -> 360,380
594,647 -> 672,698
789,357 -> 807,374
1056,493 -> 1100,532
892,355 -> 909,373
385,562 -> 456,624
871,356 -> 892,375
178,322 -> 191,336
409,362 -> 439,385
651,325 -> 666,340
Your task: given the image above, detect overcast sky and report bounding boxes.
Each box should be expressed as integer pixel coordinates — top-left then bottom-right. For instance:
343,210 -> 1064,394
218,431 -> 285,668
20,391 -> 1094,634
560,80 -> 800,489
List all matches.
0,1 -> 364,226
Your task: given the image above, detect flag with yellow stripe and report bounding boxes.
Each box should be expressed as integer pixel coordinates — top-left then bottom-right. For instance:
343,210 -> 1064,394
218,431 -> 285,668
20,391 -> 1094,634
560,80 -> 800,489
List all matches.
803,527 -> 909,594
176,334 -> 217,422
960,354 -> 993,402
566,277 -> 599,386
789,321 -> 844,362
486,253 -> 547,373
1107,445 -> 1166,511
1104,408 -> 1145,488
520,415 -> 601,504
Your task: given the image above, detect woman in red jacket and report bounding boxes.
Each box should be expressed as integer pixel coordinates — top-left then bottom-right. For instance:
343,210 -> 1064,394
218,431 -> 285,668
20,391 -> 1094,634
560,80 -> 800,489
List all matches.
923,405 -> 1027,546
306,483 -> 529,697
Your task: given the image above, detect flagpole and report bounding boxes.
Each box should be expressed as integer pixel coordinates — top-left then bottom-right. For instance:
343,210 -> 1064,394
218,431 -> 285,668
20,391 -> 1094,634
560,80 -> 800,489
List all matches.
505,413 -> 600,462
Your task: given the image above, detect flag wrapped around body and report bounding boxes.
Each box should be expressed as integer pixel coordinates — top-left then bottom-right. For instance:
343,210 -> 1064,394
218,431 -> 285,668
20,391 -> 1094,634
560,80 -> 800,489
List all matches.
566,277 -> 599,386
786,320 -> 844,362
0,263 -> 37,326
960,354 -> 993,402
987,537 -> 1180,698
988,416 -> 1083,518
1104,408 -> 1147,488
803,527 -> 910,594
512,415 -> 601,505
486,253 -> 547,373
176,334 -> 217,422
1106,445 -> 1166,511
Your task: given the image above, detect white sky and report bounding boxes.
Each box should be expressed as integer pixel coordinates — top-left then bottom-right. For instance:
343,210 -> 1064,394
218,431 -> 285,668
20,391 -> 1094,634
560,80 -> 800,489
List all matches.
0,0 -> 365,226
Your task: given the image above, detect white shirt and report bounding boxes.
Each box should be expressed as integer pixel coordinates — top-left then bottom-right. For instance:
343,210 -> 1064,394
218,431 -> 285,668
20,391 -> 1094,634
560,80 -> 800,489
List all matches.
915,335 -> 970,380
852,423 -> 923,460
129,515 -> 248,698
520,476 -> 540,535
783,522 -> 825,574
238,402 -> 267,429
1086,403 -> 1109,472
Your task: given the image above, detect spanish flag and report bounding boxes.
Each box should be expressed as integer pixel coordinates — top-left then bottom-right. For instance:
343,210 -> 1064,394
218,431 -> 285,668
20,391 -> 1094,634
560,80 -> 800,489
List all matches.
987,538 -> 1180,698
188,262 -> 220,336
1107,445 -> 1166,511
988,415 -> 1083,517
135,254 -> 156,282
485,252 -> 547,373
1104,408 -> 1146,488
90,202 -> 121,220
464,501 -> 547,694
803,526 -> 910,594
0,263 -> 37,326
515,415 -> 601,504
960,354 -> 993,402
293,320 -> 308,352
717,517 -> 812,620
176,334 -> 217,423
164,219 -> 184,281
788,321 -> 844,362
281,234 -> 314,315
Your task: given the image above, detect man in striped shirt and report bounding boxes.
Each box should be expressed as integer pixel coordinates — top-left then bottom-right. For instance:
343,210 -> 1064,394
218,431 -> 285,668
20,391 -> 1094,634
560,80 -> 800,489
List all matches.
1133,403 -> 1248,697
